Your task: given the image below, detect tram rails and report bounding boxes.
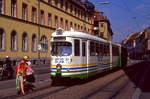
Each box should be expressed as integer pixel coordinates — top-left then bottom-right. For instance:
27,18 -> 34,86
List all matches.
14,70 -> 130,99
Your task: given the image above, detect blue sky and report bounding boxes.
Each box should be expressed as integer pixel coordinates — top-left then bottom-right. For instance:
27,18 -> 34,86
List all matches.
89,0 -> 150,42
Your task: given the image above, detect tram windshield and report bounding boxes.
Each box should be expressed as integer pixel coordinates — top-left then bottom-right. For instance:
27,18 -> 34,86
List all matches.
51,42 -> 72,56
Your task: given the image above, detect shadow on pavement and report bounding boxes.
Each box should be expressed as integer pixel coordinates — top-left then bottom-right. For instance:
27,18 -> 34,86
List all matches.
51,67 -> 121,86
123,61 -> 150,92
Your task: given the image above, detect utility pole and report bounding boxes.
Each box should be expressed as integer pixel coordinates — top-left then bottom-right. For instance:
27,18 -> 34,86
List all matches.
38,0 -> 41,64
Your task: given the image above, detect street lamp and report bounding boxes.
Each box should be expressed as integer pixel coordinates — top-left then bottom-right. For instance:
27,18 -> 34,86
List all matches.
99,1 -> 110,5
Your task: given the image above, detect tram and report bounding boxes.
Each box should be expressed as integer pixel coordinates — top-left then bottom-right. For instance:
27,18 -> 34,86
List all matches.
50,28 -> 127,79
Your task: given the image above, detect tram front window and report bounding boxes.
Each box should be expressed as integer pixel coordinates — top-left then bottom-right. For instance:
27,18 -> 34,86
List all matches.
51,42 -> 72,56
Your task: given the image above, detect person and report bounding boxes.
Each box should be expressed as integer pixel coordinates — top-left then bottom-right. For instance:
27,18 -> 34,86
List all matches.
23,56 -> 35,92
2,56 -> 14,79
16,59 -> 27,95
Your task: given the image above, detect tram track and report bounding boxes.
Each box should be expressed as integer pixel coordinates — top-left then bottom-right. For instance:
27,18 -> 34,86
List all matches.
81,73 -> 126,99
82,67 -> 138,99
18,69 -> 135,99
2,64 -> 139,99
16,82 -> 77,99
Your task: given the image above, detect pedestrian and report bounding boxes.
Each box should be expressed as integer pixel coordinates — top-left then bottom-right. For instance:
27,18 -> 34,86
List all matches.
16,58 -> 27,95
4,56 -> 14,79
24,56 -> 35,91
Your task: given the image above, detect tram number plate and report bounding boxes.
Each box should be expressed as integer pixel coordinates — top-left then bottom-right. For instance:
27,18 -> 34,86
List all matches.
55,58 -> 64,63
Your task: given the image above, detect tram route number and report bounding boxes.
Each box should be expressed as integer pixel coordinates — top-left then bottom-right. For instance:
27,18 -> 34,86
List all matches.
55,58 -> 64,63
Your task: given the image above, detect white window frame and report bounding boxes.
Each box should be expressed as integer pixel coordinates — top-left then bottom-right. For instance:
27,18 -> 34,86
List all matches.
32,34 -> 37,52
0,0 -> 4,14
11,0 -> 17,17
22,3 -> 28,20
0,29 -> 5,50
11,31 -> 17,51
31,7 -> 37,23
22,33 -> 28,51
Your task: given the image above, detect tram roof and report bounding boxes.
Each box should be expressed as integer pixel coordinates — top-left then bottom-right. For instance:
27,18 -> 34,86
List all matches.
52,29 -> 108,43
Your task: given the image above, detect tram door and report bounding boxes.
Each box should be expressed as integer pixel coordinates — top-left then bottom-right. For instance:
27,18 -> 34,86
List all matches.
82,41 -> 88,78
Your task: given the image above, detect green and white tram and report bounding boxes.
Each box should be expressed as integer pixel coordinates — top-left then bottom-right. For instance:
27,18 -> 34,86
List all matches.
50,28 -> 125,79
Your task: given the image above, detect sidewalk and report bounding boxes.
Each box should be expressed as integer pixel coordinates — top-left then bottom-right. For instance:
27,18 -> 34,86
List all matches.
127,60 -> 144,66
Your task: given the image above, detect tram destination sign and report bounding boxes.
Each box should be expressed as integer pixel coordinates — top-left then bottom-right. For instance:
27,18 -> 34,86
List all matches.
53,37 -> 66,41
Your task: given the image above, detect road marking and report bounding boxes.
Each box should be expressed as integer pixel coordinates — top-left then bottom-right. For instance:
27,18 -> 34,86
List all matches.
132,88 -> 141,99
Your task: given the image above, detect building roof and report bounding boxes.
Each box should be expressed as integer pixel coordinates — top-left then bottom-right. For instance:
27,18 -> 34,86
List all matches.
124,32 -> 139,44
70,0 -> 86,9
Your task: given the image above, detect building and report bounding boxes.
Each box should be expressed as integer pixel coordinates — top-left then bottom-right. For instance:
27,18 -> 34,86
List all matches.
122,27 -> 150,60
0,0 -> 95,65
122,32 -> 139,59
0,0 -> 113,65
93,10 -> 113,41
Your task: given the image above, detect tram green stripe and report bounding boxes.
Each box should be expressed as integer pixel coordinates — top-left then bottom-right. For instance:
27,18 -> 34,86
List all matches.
51,68 -> 109,78
51,68 -> 97,73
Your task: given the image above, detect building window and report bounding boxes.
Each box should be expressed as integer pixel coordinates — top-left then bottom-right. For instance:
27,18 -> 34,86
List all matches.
70,5 -> 73,14
48,0 -> 51,4
11,0 -> 17,17
70,22 -> 72,28
31,7 -> 37,23
81,26 -> 83,31
0,0 -> 4,14
65,2 -> 68,12
0,28 -> 5,51
55,16 -> 58,28
78,25 -> 80,30
32,34 -> 37,52
22,32 -> 28,51
40,35 -> 48,52
60,0 -> 63,8
48,13 -> 52,26
78,10 -> 80,18
60,18 -> 63,28
55,0 -> 58,6
74,8 -> 77,16
81,11 -> 83,19
11,31 -> 17,51
22,3 -> 28,20
65,20 -> 68,30
40,10 -> 45,25
74,23 -> 76,30
101,23 -> 104,27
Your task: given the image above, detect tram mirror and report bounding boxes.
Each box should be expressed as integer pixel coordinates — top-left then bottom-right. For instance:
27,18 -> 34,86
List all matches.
50,47 -> 52,52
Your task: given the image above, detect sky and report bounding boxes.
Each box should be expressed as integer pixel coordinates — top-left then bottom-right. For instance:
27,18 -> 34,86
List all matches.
89,0 -> 150,42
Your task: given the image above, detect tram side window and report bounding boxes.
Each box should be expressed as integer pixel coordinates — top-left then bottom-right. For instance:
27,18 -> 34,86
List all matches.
96,43 -> 99,56
103,45 -> 106,56
112,46 -> 115,56
82,42 -> 86,56
112,46 -> 119,56
99,43 -> 103,55
90,41 -> 95,56
106,45 -> 110,56
74,39 -> 80,56
116,47 -> 119,56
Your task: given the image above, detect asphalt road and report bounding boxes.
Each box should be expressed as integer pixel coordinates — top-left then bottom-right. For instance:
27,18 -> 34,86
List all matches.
0,60 -> 150,99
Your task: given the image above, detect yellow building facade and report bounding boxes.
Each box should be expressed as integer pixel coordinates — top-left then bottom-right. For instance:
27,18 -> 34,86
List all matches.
0,0 -> 94,65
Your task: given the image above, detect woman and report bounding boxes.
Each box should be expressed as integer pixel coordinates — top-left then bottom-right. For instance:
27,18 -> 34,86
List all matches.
16,59 -> 27,95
